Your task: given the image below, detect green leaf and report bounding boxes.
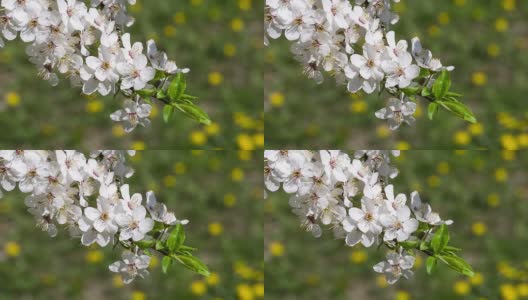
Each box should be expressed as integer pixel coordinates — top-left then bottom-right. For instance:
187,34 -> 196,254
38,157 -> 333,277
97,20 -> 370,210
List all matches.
401,86 -> 421,96
431,224 -> 449,254
155,241 -> 164,251
181,94 -> 199,101
142,97 -> 153,105
168,73 -> 187,102
428,102 -> 439,120
447,91 -> 463,98
153,221 -> 166,231
443,245 -> 462,252
419,68 -> 431,78
173,103 -> 211,125
418,222 -> 430,232
173,254 -> 210,277
400,240 -> 420,250
163,105 -> 175,123
162,256 -> 172,274
437,99 -> 477,123
438,254 -> 475,277
167,224 -> 185,253
157,90 -> 167,99
135,239 -> 155,249
179,245 -> 197,252
136,89 -> 156,98
432,70 -> 451,99
154,70 -> 166,81
426,256 -> 437,275
421,87 -> 431,97
419,241 -> 430,251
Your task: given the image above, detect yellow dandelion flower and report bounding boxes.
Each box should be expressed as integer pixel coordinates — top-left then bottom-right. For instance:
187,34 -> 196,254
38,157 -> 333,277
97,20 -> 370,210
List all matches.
350,100 -> 367,113
396,141 -> 410,150
495,18 -> 509,32
395,290 -> 411,300
470,272 -> 484,286
205,122 -> 220,136
224,43 -> 237,57
436,161 -> 450,175
269,241 -> 284,257
437,12 -> 450,25
208,71 -> 223,86
237,284 -> 254,300
190,131 -> 207,146
487,43 -> 500,57
239,0 -> 252,11
502,0 -> 516,11
208,222 -> 224,236
206,272 -> 220,286
468,123 -> 483,136
269,92 -> 285,107
495,168 -> 508,182
231,18 -> 244,32
487,193 -> 500,207
131,141 -> 146,151
376,275 -> 388,288
112,125 -> 125,138
5,91 -> 21,107
231,168 -> 244,181
4,241 -> 21,257
427,175 -> 440,188
173,162 -> 187,174
500,284 -> 518,300
501,134 -> 518,150
472,222 -> 487,236
173,12 -> 186,24
237,134 -> 255,150
163,25 -> 176,37
453,280 -> 471,295
112,275 -> 124,288
472,72 -> 487,86
454,130 -> 471,145
254,283 -> 264,298
85,250 -> 103,263
163,175 -> 176,187
131,291 -> 146,300
190,280 -> 207,296
349,250 -> 367,264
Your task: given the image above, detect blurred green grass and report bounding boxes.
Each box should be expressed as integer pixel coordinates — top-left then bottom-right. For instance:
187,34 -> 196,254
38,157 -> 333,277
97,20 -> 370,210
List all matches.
0,150 -> 263,300
265,0 -> 528,149
265,150 -> 528,300
0,0 -> 263,150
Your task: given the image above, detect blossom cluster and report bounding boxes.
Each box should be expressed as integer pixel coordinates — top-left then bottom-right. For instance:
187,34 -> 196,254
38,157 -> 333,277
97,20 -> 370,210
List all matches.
0,0 -> 189,132
264,150 -> 454,284
265,0 -> 462,130
0,150 -> 188,283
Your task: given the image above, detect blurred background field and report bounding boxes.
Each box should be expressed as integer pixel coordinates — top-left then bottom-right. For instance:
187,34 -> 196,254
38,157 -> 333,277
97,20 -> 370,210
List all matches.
0,150 -> 263,300
265,150 -> 528,300
265,0 -> 528,149
0,0 -> 263,150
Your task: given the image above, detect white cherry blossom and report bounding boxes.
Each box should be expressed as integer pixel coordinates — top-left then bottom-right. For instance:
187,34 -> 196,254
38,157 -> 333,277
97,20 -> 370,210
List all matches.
264,150 -> 455,284
109,251 -> 151,284
110,99 -> 152,133
375,97 -> 416,130
373,252 -> 415,284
